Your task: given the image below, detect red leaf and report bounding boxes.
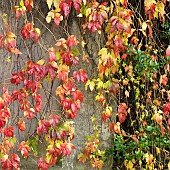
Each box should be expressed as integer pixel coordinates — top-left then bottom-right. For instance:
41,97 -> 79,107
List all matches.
1,156 -> 12,170
0,97 -> 4,109
61,51 -> 73,66
0,116 -> 6,129
17,120 -> 25,131
73,69 -> 88,83
37,120 -> 51,134
118,103 -> 128,115
72,90 -> 84,102
66,35 -> 78,48
73,70 -> 80,83
21,23 -> 40,43
4,126 -> 14,137
54,14 -> 63,27
117,103 -> 128,123
61,97 -> 72,110
163,102 -> 170,116
38,158 -> 49,170
71,102 -> 77,113
72,0 -> 82,12
49,114 -> 60,127
160,75 -> 168,86
2,88 -> 12,105
60,2 -> 71,17
168,118 -> 170,126
0,34 -> 4,48
57,65 -> 69,81
161,125 -> 165,135
4,38 -> 22,54
48,47 -> 56,62
102,113 -> 107,122
18,141 -> 31,158
30,30 -> 40,43
121,54 -> 128,60
61,143 -> 75,157
11,154 -> 20,169
21,23 -> 33,39
118,113 -> 127,123
166,45 -> 170,57
109,122 -> 114,132
24,110 -> 34,120
24,0 -> 33,11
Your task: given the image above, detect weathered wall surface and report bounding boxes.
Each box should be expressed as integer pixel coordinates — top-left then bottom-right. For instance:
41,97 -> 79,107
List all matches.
0,1 -> 115,170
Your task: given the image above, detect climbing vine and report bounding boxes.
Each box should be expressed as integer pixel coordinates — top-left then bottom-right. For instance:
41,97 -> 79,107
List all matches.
0,0 -> 170,169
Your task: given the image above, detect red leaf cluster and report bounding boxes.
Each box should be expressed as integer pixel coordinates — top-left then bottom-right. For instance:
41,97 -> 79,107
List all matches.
18,141 -> 31,158
73,69 -> 88,83
0,34 -> 4,48
38,158 -> 49,170
117,103 -> 128,123
166,46 -> 170,57
3,126 -> 14,138
14,5 -> 26,19
24,0 -> 33,11
86,2 -> 108,33
21,23 -> 40,43
60,0 -> 82,17
1,154 -> 20,170
4,32 -> 22,54
163,102 -> 170,116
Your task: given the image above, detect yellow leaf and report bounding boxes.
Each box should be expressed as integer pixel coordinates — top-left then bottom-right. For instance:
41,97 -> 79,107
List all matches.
85,8 -> 91,17
55,51 -> 61,60
46,16 -> 51,23
142,22 -> 147,30
154,10 -> 158,19
168,161 -> 170,170
98,48 -> 108,56
3,155 -> 9,161
47,0 -> 53,9
55,8 -> 61,13
48,11 -> 55,18
46,153 -> 52,163
156,2 -> 165,15
20,0 -> 24,7
91,116 -> 96,122
125,90 -> 129,98
89,81 -> 95,91
55,142 -> 61,148
127,160 -> 133,170
7,31 -> 16,38
35,28 -> 41,36
37,59 -> 45,65
53,0 -> 60,8
96,80 -> 103,89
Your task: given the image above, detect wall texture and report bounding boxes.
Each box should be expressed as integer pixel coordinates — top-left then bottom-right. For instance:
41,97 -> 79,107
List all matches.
0,1 -> 115,169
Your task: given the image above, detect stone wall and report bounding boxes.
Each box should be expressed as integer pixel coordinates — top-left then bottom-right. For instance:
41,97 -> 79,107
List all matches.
0,1 -> 115,169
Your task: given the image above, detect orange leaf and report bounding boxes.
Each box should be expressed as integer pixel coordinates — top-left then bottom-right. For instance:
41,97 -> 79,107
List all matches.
17,120 -> 25,131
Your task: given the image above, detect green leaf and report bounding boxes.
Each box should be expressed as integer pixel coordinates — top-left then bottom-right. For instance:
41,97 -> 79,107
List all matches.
55,51 -> 61,60
72,47 -> 80,55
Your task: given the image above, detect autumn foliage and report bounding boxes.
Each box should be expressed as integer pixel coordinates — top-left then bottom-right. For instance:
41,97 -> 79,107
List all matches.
0,0 -> 170,169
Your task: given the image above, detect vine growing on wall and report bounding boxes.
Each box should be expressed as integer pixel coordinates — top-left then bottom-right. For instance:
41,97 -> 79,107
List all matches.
0,0 -> 170,169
